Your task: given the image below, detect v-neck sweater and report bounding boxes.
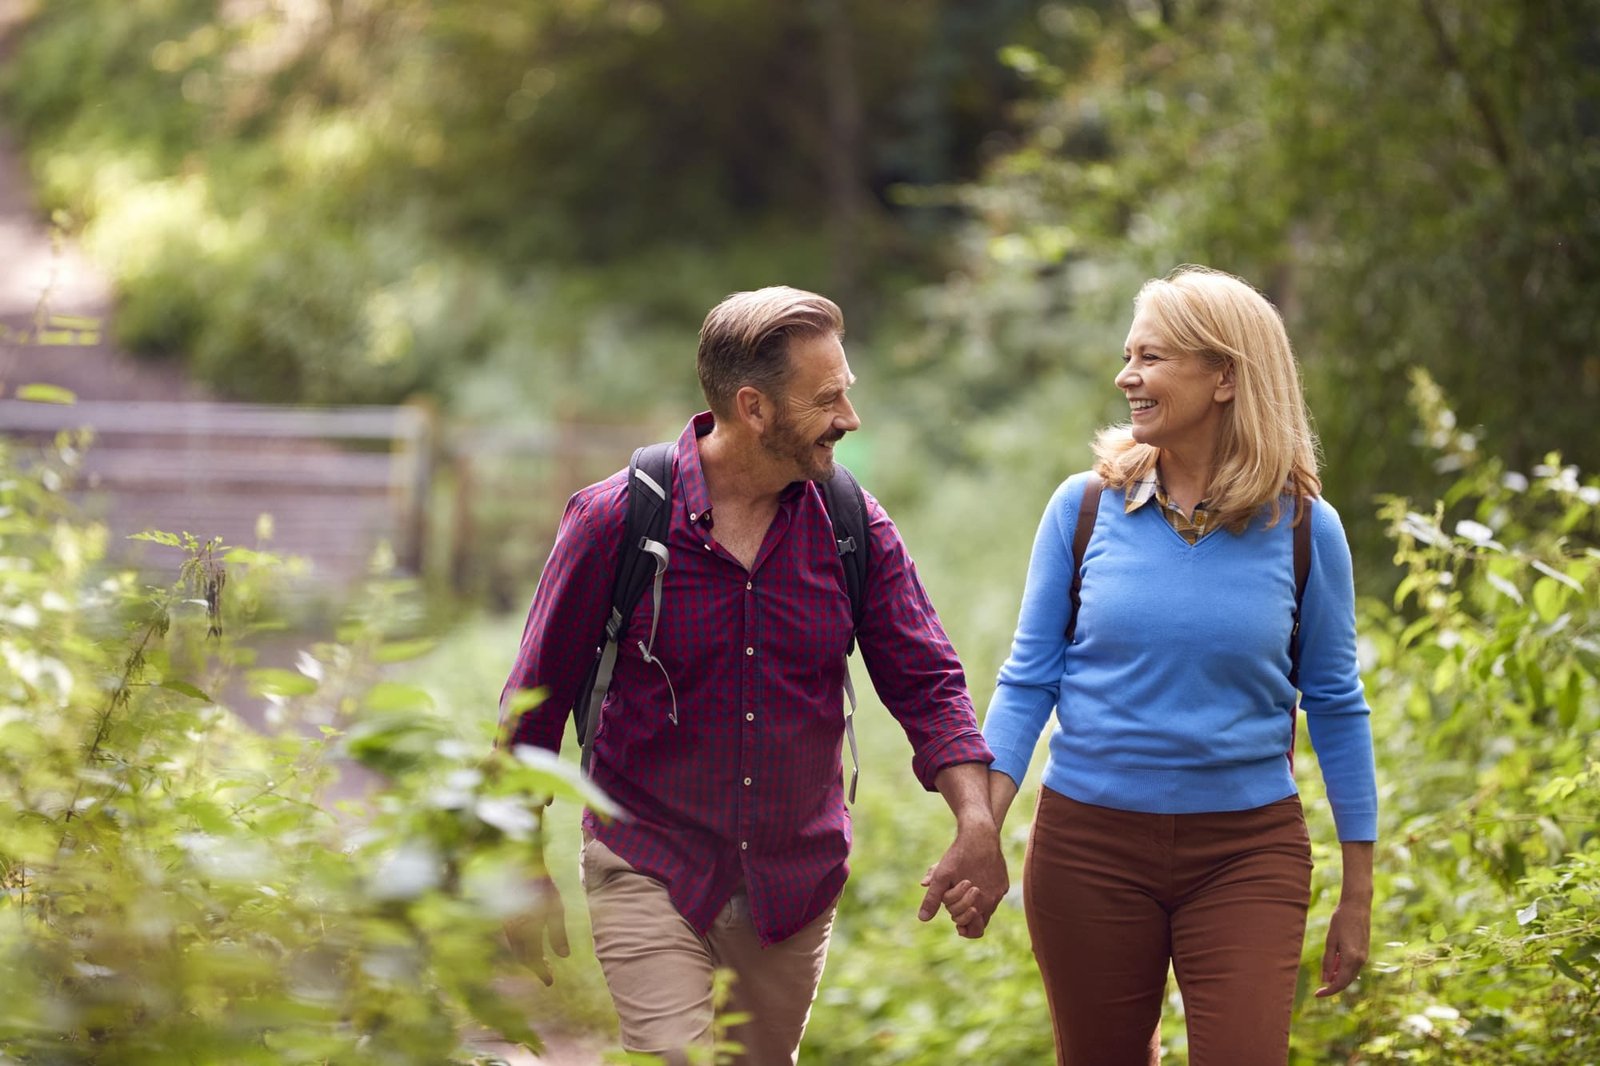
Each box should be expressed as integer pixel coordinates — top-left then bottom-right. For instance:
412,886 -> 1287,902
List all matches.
982,473 -> 1378,841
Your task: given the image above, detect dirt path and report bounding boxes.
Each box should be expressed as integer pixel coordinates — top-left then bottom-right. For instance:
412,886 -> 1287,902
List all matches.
0,1 -> 203,401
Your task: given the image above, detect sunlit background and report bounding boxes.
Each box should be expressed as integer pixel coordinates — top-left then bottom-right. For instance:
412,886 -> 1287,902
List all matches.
1,1 -> 1597,1063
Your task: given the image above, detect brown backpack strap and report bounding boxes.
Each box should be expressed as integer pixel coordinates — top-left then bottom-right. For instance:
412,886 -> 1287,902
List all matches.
1287,496 -> 1314,770
1065,473 -> 1104,644
1288,498 -> 1313,689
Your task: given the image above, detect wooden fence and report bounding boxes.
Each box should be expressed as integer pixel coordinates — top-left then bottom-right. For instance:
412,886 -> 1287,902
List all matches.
0,399 -> 658,601
0,399 -> 435,591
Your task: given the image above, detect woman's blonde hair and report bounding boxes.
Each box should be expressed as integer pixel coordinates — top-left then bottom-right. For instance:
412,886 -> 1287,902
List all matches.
1092,265 -> 1321,531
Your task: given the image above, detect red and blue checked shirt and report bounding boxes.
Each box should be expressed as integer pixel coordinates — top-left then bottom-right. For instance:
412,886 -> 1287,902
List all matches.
502,413 -> 991,944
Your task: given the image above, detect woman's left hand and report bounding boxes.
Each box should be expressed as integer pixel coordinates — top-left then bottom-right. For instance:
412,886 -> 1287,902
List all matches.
1316,841 -> 1374,997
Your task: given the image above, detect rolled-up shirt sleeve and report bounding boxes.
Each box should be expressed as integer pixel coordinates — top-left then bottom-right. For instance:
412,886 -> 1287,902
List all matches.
854,491 -> 992,789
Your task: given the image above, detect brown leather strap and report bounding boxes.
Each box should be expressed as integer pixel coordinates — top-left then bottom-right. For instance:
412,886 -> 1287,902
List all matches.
1287,496 -> 1314,770
1065,473 -> 1103,643
1288,498 -> 1313,688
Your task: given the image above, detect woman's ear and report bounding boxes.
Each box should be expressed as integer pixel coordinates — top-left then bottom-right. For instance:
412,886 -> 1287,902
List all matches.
1214,361 -> 1237,404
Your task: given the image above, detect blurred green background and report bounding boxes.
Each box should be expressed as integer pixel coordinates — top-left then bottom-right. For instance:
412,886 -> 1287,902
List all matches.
1,0 -> 1597,1062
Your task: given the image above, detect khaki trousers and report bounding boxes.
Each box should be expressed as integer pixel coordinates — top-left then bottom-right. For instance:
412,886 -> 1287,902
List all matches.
581,836 -> 837,1065
1024,789 -> 1313,1066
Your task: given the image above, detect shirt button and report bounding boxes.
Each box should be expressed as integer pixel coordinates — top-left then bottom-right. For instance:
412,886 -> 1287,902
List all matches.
745,712 -> 754,721
745,646 -> 754,656
689,512 -> 697,522
740,841 -> 749,851
745,581 -> 753,591
743,777 -> 752,786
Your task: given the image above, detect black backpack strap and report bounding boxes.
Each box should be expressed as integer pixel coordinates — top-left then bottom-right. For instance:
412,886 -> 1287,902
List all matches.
1065,473 -> 1104,644
576,442 -> 676,773
820,462 -> 869,802
820,462 -> 870,649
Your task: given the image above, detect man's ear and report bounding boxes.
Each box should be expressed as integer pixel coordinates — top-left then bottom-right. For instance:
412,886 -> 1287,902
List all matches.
733,385 -> 771,431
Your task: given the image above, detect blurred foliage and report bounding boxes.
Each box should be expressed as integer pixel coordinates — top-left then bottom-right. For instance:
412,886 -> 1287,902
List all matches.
0,431 -> 614,1062
0,0 -> 1046,410
880,0 -> 1600,577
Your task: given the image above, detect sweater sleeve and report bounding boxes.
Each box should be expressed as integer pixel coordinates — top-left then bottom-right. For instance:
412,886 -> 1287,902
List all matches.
1297,498 -> 1379,841
981,475 -> 1085,787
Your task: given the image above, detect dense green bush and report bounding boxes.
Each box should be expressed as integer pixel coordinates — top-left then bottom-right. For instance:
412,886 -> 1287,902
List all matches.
0,432 -> 610,1063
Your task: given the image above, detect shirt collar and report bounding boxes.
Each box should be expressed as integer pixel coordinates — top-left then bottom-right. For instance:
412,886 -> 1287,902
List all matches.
674,412 -> 808,529
1124,468 -> 1160,513
676,412 -> 716,527
1124,465 -> 1216,537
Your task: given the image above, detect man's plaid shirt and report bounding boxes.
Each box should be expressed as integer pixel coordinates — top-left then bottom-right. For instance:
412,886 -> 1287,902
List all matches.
502,413 -> 991,944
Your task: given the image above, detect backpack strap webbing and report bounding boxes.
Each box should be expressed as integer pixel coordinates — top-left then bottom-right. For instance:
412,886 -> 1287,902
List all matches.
576,442 -> 675,773
821,462 -> 869,801
1065,473 -> 1104,644
821,463 -> 870,650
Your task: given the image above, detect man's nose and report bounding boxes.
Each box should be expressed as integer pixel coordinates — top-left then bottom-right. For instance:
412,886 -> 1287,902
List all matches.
837,396 -> 862,432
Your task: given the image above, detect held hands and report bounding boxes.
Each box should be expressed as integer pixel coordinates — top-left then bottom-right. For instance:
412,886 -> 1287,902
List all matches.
502,875 -> 571,986
916,826 -> 1008,939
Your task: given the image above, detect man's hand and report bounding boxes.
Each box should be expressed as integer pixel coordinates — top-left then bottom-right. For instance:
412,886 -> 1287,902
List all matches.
921,762 -> 1009,938
502,875 -> 571,985
916,825 -> 1008,938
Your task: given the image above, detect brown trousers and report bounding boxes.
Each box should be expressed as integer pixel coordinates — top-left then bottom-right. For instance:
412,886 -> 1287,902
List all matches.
1023,788 -> 1313,1066
580,836 -> 836,1066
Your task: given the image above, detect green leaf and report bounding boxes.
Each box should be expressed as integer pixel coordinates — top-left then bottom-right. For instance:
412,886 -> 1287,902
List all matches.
160,680 -> 214,702
247,668 -> 318,697
504,687 -> 546,715
14,383 -> 76,404
1556,670 -> 1582,730
1552,954 -> 1591,987
363,681 -> 435,713
372,638 -> 438,663
128,530 -> 183,547
1532,577 -> 1568,623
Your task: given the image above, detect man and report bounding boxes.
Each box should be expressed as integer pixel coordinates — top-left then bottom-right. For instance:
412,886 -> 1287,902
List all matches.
499,286 -> 1006,1064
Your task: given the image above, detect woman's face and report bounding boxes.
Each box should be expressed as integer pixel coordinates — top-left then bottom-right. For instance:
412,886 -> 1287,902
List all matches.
1115,306 -> 1234,458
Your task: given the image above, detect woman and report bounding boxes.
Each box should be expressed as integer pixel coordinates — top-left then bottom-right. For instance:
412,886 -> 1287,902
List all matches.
965,266 -> 1376,1065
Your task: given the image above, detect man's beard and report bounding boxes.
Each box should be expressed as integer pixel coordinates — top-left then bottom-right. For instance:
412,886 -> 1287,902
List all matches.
761,408 -> 841,482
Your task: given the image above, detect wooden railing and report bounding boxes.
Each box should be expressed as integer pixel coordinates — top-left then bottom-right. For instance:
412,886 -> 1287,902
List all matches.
0,399 -> 435,589
0,399 -> 668,600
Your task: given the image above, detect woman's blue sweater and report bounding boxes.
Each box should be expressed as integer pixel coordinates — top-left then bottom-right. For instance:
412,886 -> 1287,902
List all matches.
982,473 -> 1378,841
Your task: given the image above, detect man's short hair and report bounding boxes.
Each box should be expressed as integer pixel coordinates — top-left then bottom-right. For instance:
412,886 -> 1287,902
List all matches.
697,287 -> 844,417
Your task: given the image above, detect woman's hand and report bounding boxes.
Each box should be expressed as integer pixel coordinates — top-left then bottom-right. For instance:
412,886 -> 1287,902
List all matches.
1316,841 -> 1374,997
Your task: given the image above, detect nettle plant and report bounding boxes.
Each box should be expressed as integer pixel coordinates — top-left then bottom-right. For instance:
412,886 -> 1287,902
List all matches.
0,434 -> 604,1065
1300,371 -> 1599,1064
